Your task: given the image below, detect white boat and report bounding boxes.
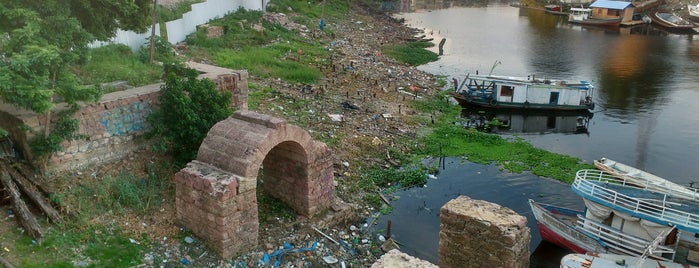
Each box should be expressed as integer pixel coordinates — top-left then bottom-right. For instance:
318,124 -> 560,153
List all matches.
594,157 -> 699,201
529,199 -> 676,258
561,252 -> 698,268
560,224 -> 696,267
568,6 -> 623,27
451,71 -> 595,111
531,169 -> 699,265
650,12 -> 698,33
688,4 -> 699,21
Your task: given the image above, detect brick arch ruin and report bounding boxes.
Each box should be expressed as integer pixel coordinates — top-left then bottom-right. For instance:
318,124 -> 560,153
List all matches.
174,110 -> 335,258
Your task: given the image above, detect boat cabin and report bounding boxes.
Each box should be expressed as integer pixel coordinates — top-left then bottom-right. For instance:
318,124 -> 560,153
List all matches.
588,0 -> 635,23
454,74 -> 594,111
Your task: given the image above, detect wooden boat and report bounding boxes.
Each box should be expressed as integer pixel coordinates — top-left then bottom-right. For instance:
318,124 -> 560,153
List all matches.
561,252 -> 698,268
649,12 -> 698,33
568,169 -> 699,265
689,4 -> 699,22
528,199 -> 675,259
560,223 -> 695,267
568,7 -> 623,27
545,5 -> 568,15
593,157 -> 699,201
451,72 -> 595,111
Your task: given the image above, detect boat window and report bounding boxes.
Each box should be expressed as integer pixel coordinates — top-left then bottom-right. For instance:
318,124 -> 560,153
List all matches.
549,92 -> 559,104
500,85 -> 514,97
607,9 -> 620,16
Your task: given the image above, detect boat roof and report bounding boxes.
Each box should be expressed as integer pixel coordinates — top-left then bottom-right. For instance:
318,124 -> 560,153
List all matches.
466,74 -> 593,89
570,7 -> 592,11
590,0 -> 633,9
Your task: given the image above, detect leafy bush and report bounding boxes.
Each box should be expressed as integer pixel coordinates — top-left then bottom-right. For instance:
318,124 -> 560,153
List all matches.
138,35 -> 177,64
147,64 -> 235,165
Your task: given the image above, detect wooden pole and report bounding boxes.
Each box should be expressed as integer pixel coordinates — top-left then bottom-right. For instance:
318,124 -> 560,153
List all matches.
149,0 -> 158,63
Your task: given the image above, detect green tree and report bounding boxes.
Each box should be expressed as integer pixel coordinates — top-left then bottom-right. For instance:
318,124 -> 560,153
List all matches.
0,0 -> 152,165
147,64 -> 235,166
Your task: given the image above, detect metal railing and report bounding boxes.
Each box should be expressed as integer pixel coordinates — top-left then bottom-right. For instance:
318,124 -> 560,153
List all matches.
573,169 -> 699,232
576,215 -> 675,261
599,165 -> 699,202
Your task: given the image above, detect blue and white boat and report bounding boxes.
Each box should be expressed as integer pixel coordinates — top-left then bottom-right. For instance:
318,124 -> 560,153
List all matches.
531,169 -> 699,265
452,73 -> 595,111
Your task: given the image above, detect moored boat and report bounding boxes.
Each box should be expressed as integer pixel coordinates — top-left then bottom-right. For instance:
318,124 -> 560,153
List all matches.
531,169 -> 699,265
567,0 -> 632,28
569,169 -> 699,265
649,11 -> 698,33
529,199 -> 676,259
594,157 -> 699,201
689,4 -> 699,22
451,72 -> 595,111
545,4 -> 568,15
561,252 -> 698,268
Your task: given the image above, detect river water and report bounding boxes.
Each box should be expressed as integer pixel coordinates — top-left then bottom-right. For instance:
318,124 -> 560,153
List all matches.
373,3 -> 699,267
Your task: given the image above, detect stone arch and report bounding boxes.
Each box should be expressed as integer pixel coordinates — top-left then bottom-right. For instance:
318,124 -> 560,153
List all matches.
174,110 -> 335,258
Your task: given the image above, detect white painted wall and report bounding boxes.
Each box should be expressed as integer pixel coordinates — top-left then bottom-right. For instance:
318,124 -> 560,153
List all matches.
89,0 -> 266,52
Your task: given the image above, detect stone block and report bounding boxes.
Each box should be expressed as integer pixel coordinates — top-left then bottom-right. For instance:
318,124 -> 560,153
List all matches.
438,195 -> 529,268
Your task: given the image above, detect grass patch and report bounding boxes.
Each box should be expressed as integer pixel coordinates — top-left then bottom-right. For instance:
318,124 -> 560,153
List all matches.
213,47 -> 322,84
63,165 -> 173,215
13,226 -> 143,268
12,162 -> 176,266
182,3 -> 334,84
74,44 -> 163,88
382,41 -> 440,66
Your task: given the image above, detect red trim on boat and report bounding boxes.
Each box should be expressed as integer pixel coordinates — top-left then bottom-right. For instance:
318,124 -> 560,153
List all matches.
538,223 -> 589,254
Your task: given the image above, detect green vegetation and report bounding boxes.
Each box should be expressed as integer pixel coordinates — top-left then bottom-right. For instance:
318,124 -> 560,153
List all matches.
146,64 -> 235,166
13,163 -> 175,267
409,92 -> 593,183
184,7 -> 327,84
382,41 -> 440,66
75,44 -> 163,88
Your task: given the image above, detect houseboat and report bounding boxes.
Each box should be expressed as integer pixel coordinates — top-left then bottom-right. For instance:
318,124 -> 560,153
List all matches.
452,73 -> 595,111
568,0 -> 634,27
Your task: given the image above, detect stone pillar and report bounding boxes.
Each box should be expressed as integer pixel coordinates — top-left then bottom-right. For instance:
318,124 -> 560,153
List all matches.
438,195 -> 530,268
174,160 -> 258,259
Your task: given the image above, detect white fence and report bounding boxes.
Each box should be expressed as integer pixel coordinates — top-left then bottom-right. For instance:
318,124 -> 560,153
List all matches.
89,0 -> 267,52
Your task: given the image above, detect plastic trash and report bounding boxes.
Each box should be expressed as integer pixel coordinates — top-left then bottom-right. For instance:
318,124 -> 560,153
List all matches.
323,256 -> 338,264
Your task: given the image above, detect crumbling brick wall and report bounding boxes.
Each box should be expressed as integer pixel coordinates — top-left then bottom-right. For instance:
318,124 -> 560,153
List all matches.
0,62 -> 248,172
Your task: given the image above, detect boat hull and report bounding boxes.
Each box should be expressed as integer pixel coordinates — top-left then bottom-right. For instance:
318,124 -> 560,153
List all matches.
529,200 -> 608,254
569,17 -> 622,27
537,222 -> 589,253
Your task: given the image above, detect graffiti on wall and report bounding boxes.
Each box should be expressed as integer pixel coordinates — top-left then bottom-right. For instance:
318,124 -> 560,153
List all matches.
99,102 -> 152,136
